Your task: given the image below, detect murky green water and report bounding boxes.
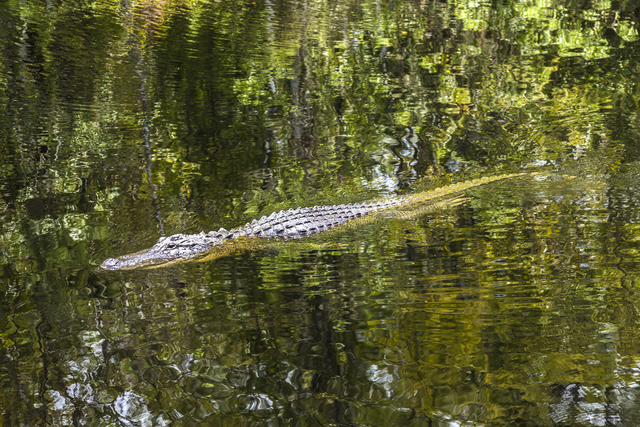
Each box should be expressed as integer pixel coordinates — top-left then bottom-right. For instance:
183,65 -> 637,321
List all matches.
1,0 -> 640,425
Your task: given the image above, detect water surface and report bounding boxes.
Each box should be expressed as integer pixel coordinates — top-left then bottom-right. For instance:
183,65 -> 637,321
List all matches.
1,0 -> 640,425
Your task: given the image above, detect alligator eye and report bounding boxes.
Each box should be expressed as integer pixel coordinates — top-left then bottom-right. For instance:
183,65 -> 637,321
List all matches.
166,243 -> 177,249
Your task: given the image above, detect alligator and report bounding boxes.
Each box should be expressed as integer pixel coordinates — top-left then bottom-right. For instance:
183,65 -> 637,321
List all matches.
101,173 -> 525,270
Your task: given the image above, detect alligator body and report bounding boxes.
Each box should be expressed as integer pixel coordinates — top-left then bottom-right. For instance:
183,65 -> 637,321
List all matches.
101,173 -> 524,270
101,198 -> 409,270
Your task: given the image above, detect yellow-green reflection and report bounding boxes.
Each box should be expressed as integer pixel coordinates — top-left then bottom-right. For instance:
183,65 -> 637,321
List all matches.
1,0 -> 640,425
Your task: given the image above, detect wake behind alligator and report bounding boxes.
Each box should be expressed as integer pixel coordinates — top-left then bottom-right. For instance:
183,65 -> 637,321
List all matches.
101,173 -> 524,270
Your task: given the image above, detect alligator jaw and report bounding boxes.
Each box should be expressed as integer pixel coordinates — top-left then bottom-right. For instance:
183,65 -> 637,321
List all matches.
101,256 -> 130,271
100,251 -> 169,271
101,233 -> 216,270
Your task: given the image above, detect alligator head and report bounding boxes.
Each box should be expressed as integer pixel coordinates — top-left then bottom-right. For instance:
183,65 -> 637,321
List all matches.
101,232 -> 220,270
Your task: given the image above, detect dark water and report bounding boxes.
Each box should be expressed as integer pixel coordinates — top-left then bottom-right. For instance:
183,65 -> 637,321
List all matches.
1,0 -> 640,425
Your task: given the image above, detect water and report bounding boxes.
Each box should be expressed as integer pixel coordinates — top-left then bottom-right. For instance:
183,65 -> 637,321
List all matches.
1,0 -> 640,425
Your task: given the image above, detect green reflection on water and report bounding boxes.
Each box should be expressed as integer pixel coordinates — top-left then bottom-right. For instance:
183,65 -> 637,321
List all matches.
1,0 -> 640,425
